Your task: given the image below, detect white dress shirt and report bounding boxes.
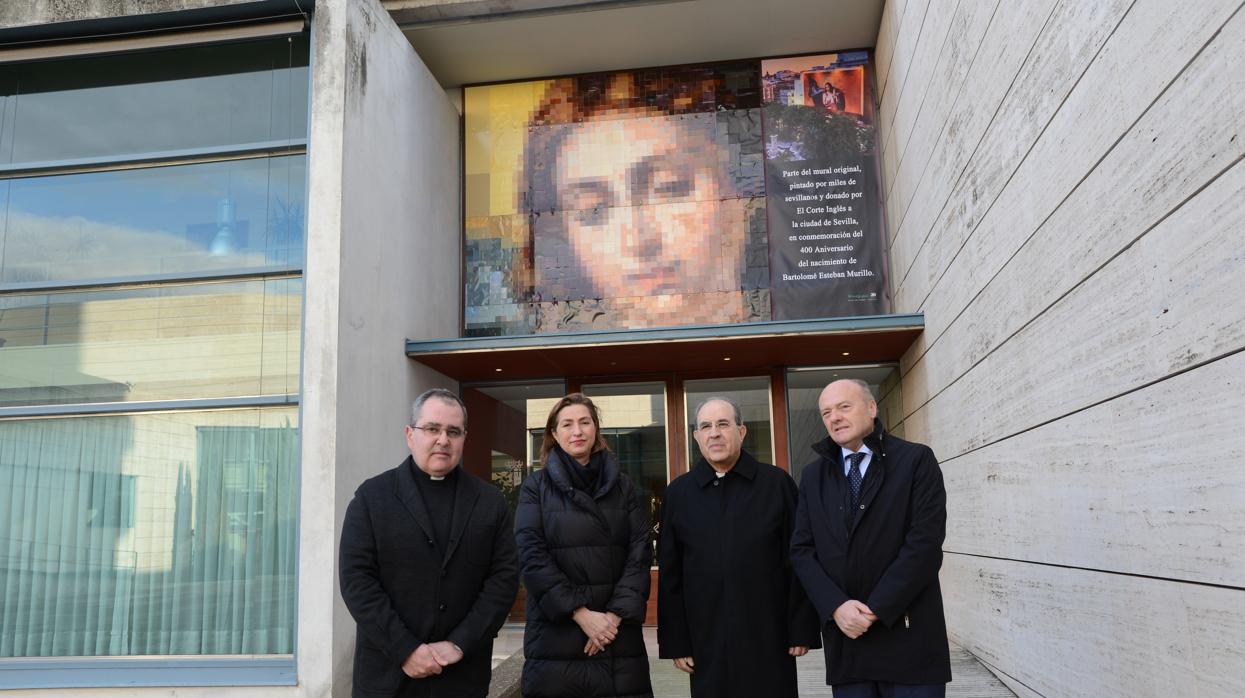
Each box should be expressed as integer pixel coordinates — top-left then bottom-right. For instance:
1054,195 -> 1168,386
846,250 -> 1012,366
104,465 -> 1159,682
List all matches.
841,443 -> 874,479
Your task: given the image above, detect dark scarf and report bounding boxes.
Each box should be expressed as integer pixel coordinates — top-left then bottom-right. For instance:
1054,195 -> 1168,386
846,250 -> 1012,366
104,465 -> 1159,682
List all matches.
554,445 -> 605,494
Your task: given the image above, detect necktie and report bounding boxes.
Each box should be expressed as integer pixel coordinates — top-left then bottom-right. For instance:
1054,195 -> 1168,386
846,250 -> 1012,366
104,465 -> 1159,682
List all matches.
847,452 -> 865,510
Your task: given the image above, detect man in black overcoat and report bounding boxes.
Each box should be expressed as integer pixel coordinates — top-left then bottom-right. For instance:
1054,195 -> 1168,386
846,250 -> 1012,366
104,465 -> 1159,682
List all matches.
791,379 -> 951,697
339,389 -> 519,697
658,397 -> 821,697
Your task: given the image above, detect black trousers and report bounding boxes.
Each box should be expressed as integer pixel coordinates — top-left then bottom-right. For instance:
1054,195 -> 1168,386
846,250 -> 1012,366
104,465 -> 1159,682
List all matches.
832,681 -> 947,698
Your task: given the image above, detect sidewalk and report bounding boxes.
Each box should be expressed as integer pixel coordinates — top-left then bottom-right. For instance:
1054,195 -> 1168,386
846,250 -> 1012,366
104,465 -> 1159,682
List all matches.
490,624 -> 1014,697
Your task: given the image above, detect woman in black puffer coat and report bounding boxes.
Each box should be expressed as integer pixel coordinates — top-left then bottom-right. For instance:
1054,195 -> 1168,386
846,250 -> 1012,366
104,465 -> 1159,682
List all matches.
515,393 -> 653,698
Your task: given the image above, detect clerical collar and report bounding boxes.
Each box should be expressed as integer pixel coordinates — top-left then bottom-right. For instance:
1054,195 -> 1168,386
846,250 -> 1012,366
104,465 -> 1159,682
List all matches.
411,461 -> 459,485
693,452 -> 756,487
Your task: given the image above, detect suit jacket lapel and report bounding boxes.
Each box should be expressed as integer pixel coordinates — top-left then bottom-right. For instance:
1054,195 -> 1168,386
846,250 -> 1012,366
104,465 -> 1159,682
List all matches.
442,472 -> 480,566
396,456 -> 437,546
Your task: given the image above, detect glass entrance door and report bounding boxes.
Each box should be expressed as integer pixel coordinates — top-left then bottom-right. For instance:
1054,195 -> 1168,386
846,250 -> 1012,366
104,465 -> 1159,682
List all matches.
578,381 -> 668,551
682,375 -> 775,467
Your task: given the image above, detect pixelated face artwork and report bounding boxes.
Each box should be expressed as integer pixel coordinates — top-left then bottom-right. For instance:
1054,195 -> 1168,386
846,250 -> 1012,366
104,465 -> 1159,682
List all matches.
463,62 -> 772,335
551,113 -> 738,301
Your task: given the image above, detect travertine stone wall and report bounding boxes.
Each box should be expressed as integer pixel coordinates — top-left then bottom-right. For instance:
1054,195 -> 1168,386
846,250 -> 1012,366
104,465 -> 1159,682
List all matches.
874,0 -> 1245,695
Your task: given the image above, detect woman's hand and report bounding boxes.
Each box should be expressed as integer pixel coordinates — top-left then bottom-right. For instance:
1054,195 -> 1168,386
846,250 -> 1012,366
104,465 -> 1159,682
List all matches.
573,607 -> 619,651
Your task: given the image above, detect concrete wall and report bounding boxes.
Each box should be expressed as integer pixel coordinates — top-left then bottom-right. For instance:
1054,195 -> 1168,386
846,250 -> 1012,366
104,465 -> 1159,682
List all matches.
301,0 -> 461,694
0,0 -> 258,29
874,0 -> 1245,695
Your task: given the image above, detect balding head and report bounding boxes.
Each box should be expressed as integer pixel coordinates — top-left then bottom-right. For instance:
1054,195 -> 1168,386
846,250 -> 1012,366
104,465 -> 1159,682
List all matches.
818,379 -> 878,451
821,378 -> 873,403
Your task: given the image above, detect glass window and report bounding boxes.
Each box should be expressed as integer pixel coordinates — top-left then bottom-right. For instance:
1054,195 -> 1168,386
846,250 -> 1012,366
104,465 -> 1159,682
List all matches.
0,407 -> 298,657
785,365 -> 898,483
0,36 -> 308,166
581,381 -> 667,557
0,31 -> 308,684
683,375 -> 774,466
460,381 -> 567,513
0,278 -> 301,407
0,154 -> 306,284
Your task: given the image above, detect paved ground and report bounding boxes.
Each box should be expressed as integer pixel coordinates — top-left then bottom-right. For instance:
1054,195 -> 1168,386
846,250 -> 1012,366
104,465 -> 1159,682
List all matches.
491,624 -> 1014,697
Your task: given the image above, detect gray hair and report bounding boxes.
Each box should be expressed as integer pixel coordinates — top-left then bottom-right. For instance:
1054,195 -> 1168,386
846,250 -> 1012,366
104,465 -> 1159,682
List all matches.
692,396 -> 743,428
843,378 -> 875,402
411,388 -> 468,429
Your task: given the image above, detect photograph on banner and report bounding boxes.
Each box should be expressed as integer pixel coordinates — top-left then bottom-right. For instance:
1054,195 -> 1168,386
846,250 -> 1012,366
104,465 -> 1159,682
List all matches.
760,51 -> 890,319
463,64 -> 769,337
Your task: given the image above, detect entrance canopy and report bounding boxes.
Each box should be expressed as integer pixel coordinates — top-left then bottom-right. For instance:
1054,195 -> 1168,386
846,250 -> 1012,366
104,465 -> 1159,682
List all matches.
405,314 -> 921,381
394,0 -> 885,88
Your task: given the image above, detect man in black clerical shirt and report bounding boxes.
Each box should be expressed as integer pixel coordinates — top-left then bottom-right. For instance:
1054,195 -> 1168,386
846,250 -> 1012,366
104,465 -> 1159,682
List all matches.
340,389 -> 518,697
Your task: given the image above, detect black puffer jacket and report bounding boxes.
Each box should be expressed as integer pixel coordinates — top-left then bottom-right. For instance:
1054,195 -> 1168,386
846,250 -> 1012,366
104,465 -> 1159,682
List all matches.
515,448 -> 653,698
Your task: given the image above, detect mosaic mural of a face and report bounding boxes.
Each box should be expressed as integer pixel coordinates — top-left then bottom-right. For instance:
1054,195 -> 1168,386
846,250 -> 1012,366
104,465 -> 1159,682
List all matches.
465,64 -> 768,335
547,112 -> 729,300
464,52 -> 886,335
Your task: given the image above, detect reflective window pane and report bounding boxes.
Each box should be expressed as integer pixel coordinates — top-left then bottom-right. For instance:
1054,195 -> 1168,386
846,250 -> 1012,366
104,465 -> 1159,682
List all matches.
0,36 -> 308,165
581,381 -> 667,563
0,278 -> 301,407
0,407 -> 298,657
683,376 -> 773,467
460,381 -> 567,513
785,366 -> 898,483
0,155 -> 306,284
459,381 -> 566,623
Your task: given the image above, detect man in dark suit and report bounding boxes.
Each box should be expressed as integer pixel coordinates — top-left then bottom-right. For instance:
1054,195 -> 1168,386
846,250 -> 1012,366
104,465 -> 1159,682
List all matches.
339,388 -> 518,697
791,379 -> 951,697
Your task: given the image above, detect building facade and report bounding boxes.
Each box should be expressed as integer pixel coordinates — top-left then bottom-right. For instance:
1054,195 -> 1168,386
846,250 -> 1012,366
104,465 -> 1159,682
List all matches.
0,0 -> 1241,695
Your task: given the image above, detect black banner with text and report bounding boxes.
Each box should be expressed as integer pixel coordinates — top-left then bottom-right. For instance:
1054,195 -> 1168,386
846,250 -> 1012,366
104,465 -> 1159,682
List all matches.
761,52 -> 890,320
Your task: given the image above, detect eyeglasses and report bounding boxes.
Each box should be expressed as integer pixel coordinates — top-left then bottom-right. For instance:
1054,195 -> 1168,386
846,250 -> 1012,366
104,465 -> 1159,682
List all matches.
695,419 -> 739,433
411,424 -> 466,440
